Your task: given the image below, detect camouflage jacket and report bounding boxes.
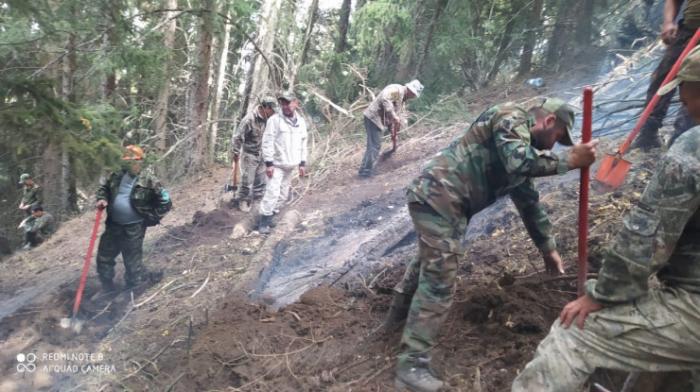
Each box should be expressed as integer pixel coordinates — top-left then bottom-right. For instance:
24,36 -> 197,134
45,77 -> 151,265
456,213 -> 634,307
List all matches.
363,84 -> 408,131
21,184 -> 42,207
25,212 -> 55,237
407,103 -> 570,253
587,127 -> 700,304
96,169 -> 172,226
231,110 -> 268,157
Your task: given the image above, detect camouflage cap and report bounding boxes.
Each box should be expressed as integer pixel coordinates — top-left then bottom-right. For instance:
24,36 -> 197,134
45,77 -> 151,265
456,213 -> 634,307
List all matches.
259,96 -> 277,108
18,173 -> 31,184
541,97 -> 575,146
657,46 -> 700,96
277,91 -> 298,102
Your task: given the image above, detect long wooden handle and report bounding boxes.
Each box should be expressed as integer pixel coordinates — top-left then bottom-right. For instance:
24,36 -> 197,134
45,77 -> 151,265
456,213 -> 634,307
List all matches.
72,208 -> 103,317
578,87 -> 593,296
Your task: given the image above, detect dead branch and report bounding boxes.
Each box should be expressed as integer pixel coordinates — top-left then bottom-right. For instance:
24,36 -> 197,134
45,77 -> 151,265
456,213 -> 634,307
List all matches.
190,272 -> 210,298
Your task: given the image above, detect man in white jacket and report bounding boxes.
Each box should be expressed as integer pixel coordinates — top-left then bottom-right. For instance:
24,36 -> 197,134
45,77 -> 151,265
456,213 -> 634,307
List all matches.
258,92 -> 308,234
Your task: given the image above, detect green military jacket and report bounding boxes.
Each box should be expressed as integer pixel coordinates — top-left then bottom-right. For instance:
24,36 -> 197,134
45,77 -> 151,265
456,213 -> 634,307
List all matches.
25,212 -> 55,238
407,103 -> 570,253
231,110 -> 268,157
96,168 -> 172,226
587,127 -> 700,304
21,184 -> 42,207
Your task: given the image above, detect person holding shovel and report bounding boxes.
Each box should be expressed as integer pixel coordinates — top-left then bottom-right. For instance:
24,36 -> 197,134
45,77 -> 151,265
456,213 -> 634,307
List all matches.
384,98 -> 599,392
633,0 -> 700,150
17,173 -> 42,216
94,145 -> 171,293
230,96 -> 277,212
512,45 -> 700,392
358,80 -> 423,178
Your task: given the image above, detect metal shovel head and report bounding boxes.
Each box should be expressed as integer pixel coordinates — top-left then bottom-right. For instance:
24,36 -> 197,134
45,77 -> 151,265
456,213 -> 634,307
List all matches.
379,147 -> 397,161
595,153 -> 632,189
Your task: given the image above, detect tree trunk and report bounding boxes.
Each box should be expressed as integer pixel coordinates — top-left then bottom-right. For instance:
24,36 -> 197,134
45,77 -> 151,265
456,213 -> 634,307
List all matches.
301,0 -> 321,62
335,0 -> 351,54
414,0 -> 448,78
187,0 -> 215,171
154,0 -> 178,151
240,0 -> 283,116
574,0 -> 595,47
209,11 -> 232,162
485,10 -> 516,84
544,0 -> 576,69
518,0 -> 543,77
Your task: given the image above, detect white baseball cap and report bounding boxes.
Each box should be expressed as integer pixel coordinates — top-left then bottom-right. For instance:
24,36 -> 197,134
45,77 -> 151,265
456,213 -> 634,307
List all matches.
406,79 -> 424,97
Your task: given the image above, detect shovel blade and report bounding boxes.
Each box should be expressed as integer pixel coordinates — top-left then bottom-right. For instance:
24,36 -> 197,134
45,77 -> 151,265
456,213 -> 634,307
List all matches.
595,154 -> 632,189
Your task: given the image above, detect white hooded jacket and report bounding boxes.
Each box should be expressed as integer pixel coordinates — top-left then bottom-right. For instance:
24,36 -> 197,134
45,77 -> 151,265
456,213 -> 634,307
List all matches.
262,112 -> 308,169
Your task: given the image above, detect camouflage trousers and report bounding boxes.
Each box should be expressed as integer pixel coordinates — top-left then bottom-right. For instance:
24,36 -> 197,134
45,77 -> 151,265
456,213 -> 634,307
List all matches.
395,201 -> 465,365
237,151 -> 266,202
512,287 -> 700,392
96,221 -> 147,287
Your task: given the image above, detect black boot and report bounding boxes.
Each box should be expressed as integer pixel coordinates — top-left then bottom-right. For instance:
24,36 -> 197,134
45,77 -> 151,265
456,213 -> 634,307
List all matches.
258,214 -> 272,234
631,123 -> 662,151
371,292 -> 413,337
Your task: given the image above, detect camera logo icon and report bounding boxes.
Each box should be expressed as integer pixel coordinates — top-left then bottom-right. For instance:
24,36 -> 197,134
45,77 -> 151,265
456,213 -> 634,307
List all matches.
16,353 -> 37,373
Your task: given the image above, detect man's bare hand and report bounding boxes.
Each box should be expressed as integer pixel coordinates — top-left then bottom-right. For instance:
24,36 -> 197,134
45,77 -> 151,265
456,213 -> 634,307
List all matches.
266,166 -> 274,178
542,250 -> 565,275
661,21 -> 678,45
96,200 -> 108,210
567,140 -> 599,169
560,294 -> 603,329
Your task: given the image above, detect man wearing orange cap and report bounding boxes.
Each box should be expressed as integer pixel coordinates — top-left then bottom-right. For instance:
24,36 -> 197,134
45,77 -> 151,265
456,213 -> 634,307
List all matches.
94,145 -> 171,292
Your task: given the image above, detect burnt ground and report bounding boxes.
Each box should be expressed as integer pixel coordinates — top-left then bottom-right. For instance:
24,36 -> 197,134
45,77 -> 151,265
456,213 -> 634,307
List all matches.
0,65 -> 693,391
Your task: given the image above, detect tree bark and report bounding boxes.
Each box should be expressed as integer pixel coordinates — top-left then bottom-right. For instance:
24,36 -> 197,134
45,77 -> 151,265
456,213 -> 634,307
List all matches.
154,0 -> 178,151
574,0 -> 595,47
187,0 -> 215,170
289,0 -> 320,89
544,0 -> 576,69
485,9 -> 516,84
241,0 -> 283,116
518,0 -> 543,77
335,0 -> 351,54
414,0 -> 448,78
209,10 -> 232,162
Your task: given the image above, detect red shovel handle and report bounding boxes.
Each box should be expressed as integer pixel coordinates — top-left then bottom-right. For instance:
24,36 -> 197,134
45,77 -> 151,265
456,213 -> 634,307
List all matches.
72,208 -> 104,317
618,28 -> 700,155
578,87 -> 593,296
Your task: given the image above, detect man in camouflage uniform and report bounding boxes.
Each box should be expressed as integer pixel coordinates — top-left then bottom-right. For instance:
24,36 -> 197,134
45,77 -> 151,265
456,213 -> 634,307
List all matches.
20,204 -> 55,249
633,0 -> 700,150
388,99 -> 599,392
231,96 -> 277,212
18,173 -> 42,216
512,45 -> 700,392
358,80 -> 424,177
95,145 -> 171,291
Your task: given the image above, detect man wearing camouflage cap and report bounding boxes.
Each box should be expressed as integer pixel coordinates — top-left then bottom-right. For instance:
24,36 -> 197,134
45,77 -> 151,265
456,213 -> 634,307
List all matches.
94,145 -> 171,292
18,173 -> 42,216
384,98 -> 598,391
512,46 -> 700,392
231,96 -> 277,212
358,79 -> 423,177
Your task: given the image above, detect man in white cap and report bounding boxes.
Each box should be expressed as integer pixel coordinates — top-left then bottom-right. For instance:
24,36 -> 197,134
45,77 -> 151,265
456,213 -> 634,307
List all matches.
358,80 -> 423,177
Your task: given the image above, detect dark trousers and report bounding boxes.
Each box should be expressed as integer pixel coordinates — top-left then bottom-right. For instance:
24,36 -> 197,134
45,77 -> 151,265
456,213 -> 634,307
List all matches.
643,24 -> 697,141
358,116 -> 383,176
96,221 -> 147,287
24,231 -> 43,247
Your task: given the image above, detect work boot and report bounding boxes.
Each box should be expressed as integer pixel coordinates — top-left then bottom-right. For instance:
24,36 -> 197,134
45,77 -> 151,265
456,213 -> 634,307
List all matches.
373,292 -> 413,336
258,214 -> 272,234
395,357 -> 444,392
90,279 -> 118,302
239,200 -> 251,212
631,125 -> 662,151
